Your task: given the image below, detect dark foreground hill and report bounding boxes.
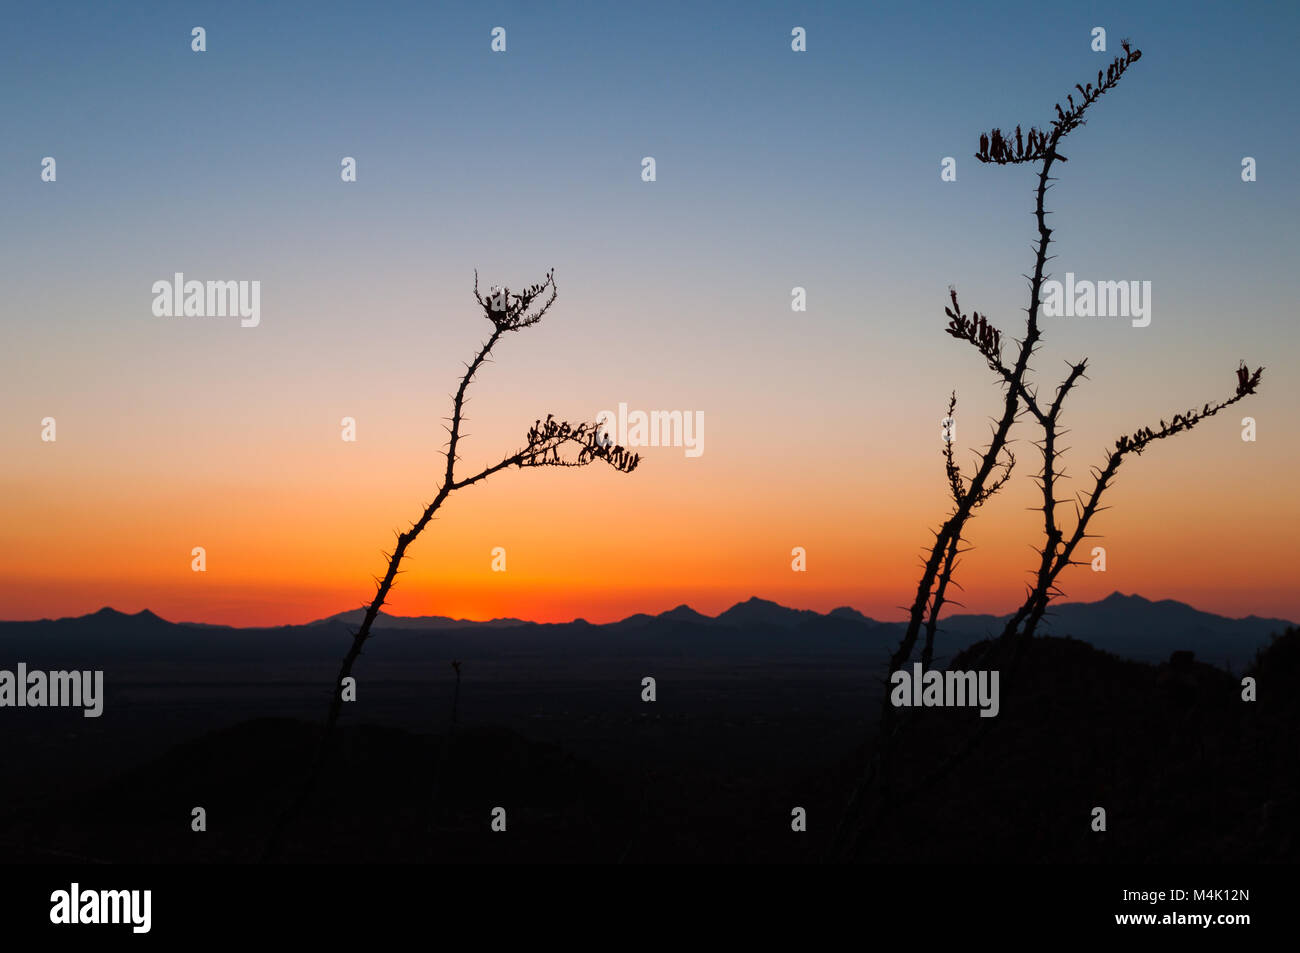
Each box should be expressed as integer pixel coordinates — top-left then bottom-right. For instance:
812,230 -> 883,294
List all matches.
832,629 -> 1299,863
3,628 -> 1295,863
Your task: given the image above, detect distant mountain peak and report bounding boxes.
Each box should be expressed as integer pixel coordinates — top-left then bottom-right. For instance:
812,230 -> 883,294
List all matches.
1101,591 -> 1145,603
716,597 -> 818,628
86,606 -> 167,621
660,604 -> 710,622
829,606 -> 875,624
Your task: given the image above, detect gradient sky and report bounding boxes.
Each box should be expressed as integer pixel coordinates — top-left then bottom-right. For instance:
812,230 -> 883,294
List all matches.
2,1 -> 1297,625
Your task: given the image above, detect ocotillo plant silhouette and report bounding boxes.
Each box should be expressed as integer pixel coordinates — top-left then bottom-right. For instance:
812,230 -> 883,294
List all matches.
262,270 -> 639,861
833,41 -> 1264,859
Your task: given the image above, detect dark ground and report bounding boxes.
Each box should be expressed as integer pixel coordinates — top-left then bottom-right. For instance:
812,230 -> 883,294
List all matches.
0,631 -> 1295,863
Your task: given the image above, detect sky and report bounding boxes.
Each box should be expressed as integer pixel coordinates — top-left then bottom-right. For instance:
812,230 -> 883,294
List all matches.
2,1 -> 1297,625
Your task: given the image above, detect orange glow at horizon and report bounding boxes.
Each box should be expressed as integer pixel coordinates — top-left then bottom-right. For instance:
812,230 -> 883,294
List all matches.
2,413 -> 1296,626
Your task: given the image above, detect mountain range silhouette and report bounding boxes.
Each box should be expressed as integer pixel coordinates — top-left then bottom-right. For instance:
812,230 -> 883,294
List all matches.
1,592 -> 1290,670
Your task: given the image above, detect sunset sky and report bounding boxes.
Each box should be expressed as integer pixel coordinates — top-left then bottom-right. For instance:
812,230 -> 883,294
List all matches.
2,1 -> 1297,626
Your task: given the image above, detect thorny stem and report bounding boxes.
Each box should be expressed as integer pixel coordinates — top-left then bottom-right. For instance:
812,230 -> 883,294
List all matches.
262,274 -> 637,861
832,44 -> 1157,860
